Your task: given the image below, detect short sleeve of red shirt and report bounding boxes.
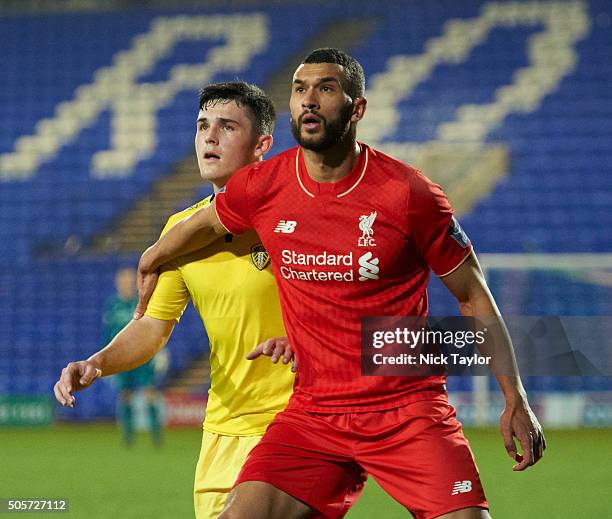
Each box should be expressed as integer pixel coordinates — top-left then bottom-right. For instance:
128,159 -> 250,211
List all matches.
214,163 -> 255,235
407,170 -> 472,277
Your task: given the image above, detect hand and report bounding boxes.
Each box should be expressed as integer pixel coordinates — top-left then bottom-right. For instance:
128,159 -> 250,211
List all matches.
500,395 -> 546,471
134,246 -> 159,320
246,337 -> 297,372
53,361 -> 103,408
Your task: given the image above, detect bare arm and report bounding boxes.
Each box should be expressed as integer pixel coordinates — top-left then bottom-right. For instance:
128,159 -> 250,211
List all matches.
54,316 -> 175,407
90,316 -> 175,375
441,251 -> 546,471
134,202 -> 227,319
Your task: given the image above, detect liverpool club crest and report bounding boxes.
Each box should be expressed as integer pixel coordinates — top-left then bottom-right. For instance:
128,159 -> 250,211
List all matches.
358,211 -> 377,247
251,244 -> 270,270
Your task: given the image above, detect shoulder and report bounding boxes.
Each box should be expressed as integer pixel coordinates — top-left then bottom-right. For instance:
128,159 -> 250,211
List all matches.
365,144 -> 435,195
161,194 -> 214,236
265,146 -> 300,167
366,144 -> 422,180
247,146 -> 299,178
183,194 -> 214,214
227,147 -> 299,195
365,144 -> 448,213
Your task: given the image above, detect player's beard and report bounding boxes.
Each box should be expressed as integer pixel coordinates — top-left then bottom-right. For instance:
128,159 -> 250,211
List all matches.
291,103 -> 353,152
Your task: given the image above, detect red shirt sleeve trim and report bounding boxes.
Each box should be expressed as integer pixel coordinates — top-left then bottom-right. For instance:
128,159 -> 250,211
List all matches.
213,199 -> 236,235
438,247 -> 473,277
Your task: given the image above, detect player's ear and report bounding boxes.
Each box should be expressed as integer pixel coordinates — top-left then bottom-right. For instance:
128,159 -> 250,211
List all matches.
351,97 -> 367,123
254,134 -> 273,159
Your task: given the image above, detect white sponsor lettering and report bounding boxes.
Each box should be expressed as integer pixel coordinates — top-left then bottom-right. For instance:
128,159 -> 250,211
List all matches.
280,266 -> 354,282
358,252 -> 380,281
281,249 -> 353,266
279,249 -> 381,283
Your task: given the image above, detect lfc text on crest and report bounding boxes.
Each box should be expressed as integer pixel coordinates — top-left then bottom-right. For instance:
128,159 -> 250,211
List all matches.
358,211 -> 377,247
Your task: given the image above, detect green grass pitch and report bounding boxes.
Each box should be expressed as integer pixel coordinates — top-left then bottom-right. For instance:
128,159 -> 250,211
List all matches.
0,424 -> 609,517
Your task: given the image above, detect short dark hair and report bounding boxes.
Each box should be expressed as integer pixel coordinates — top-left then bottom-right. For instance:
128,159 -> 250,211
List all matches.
198,81 -> 276,136
302,48 -> 365,99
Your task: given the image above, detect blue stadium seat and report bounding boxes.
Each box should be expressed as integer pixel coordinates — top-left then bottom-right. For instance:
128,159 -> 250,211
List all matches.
0,1 -> 610,419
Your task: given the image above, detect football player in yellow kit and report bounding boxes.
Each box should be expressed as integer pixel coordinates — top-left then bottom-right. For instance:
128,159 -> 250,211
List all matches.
54,82 -> 295,518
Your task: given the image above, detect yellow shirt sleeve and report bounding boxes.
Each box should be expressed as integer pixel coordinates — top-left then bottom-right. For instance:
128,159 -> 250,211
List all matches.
144,261 -> 190,322
143,205 -> 200,322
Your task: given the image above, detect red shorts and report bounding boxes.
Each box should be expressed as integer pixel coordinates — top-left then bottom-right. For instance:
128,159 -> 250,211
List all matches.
235,395 -> 488,519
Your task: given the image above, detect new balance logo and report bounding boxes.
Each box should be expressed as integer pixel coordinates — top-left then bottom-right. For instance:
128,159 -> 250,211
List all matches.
274,220 -> 297,233
358,252 -> 379,281
451,480 -> 472,495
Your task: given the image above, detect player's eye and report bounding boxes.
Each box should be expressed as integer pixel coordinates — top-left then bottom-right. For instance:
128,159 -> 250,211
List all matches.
224,125 -> 235,132
294,86 -> 304,93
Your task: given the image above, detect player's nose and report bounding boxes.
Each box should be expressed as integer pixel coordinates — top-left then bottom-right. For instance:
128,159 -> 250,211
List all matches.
204,125 -> 220,144
301,90 -> 319,110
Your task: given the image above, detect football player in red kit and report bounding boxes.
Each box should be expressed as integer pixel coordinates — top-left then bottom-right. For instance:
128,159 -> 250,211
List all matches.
134,48 -> 545,519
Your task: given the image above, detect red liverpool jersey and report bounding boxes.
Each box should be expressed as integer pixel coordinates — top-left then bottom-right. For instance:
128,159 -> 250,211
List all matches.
215,143 -> 472,412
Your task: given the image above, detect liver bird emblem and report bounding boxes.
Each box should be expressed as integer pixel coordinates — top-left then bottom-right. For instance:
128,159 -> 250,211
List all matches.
359,211 -> 377,239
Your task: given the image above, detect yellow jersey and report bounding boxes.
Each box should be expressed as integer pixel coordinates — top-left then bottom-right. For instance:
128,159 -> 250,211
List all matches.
145,195 -> 294,436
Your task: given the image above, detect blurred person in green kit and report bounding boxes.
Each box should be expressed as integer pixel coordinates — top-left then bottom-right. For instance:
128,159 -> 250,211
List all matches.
103,266 -> 165,446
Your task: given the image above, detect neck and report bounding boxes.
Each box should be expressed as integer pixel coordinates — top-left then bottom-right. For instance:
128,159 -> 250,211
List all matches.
301,137 -> 360,183
212,182 -> 225,194
208,157 -> 263,194
210,174 -> 232,193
